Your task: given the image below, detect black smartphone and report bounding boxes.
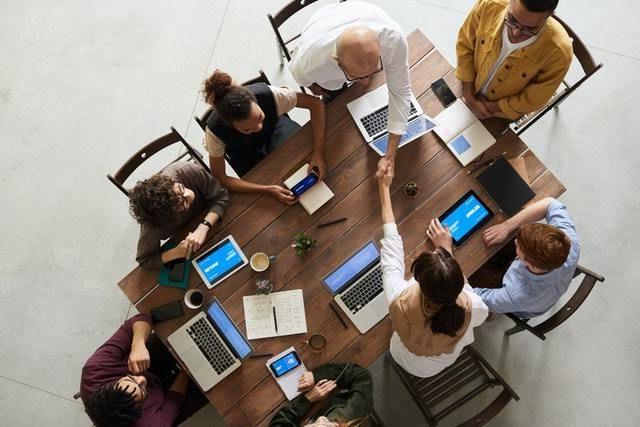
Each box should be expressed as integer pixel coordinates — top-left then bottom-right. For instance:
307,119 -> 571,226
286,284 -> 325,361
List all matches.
431,78 -> 457,107
168,261 -> 185,282
269,350 -> 302,378
291,172 -> 319,197
151,300 -> 184,323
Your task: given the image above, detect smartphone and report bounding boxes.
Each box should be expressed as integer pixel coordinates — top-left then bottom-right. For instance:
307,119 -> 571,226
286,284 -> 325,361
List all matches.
431,78 -> 457,108
269,350 -> 302,378
168,261 -> 185,282
151,300 -> 184,323
290,173 -> 318,197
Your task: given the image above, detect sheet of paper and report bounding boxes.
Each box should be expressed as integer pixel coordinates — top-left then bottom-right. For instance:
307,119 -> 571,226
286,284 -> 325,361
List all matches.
266,347 -> 308,400
449,120 -> 496,166
434,99 -> 478,143
243,289 -> 307,340
284,163 -> 334,215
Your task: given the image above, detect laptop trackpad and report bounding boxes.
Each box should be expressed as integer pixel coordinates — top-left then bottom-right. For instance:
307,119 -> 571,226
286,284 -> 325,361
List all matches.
182,346 -> 207,370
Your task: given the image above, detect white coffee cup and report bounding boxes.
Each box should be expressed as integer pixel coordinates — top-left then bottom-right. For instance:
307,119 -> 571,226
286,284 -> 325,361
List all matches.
250,252 -> 270,272
184,289 -> 204,309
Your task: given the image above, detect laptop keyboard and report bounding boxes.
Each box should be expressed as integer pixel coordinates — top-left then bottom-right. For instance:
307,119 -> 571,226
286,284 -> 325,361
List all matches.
360,102 -> 418,138
187,318 -> 235,375
340,265 -> 383,314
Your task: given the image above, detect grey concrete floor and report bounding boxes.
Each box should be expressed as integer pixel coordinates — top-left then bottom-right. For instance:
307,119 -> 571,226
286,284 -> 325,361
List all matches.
1,0 -> 638,425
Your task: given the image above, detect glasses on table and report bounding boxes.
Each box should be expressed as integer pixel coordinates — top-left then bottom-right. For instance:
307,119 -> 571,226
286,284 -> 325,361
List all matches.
337,56 -> 384,82
503,13 -> 542,38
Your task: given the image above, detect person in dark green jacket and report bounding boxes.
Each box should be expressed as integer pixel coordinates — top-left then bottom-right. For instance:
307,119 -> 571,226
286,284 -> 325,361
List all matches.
270,363 -> 373,427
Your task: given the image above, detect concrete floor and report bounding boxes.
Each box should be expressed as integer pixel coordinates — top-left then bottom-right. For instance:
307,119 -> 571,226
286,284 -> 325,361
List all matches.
1,0 -> 638,425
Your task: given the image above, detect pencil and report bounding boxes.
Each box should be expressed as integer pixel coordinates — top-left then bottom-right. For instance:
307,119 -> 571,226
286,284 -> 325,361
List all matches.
329,301 -> 349,329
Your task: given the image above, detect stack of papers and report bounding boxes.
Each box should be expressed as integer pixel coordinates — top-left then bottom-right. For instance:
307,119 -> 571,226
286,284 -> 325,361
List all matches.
434,100 -> 496,166
243,289 -> 307,340
284,164 -> 334,215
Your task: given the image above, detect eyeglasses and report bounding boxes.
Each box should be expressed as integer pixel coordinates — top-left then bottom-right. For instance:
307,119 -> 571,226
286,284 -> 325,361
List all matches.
174,183 -> 190,211
337,56 -> 384,82
504,13 -> 542,37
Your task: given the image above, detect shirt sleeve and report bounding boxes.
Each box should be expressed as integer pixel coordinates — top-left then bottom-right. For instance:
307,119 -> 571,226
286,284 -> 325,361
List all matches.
545,199 -> 578,245
455,0 -> 484,83
269,395 -> 314,427
320,364 -> 373,422
383,31 -> 412,136
136,224 -> 164,269
139,390 -> 185,427
380,223 -> 411,304
463,285 -> 489,327
193,166 -> 229,220
203,128 -> 226,158
473,286 -> 520,314
269,85 -> 298,116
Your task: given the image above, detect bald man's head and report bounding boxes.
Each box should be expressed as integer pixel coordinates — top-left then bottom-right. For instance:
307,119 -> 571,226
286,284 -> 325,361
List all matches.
335,26 -> 381,80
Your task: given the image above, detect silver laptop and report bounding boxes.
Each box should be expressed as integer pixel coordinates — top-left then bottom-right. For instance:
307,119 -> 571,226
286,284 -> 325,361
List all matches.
321,241 -> 388,334
168,297 -> 253,391
347,84 -> 432,146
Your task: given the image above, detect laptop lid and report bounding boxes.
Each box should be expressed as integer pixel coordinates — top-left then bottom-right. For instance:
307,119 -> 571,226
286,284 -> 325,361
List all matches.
205,298 -> 253,360
322,241 -> 380,295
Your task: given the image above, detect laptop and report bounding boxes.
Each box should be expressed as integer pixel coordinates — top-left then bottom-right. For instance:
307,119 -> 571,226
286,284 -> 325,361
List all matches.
167,297 -> 253,391
347,84 -> 435,152
321,241 -> 388,334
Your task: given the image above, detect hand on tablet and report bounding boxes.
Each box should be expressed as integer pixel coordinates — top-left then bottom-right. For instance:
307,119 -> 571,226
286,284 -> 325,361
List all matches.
483,222 -> 511,246
426,218 -> 453,254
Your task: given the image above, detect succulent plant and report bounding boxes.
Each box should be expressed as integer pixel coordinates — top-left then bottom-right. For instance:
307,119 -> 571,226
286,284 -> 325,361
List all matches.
404,181 -> 419,196
292,232 -> 317,257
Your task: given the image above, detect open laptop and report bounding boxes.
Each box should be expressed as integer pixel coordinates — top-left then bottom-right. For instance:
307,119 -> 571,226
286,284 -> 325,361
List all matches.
347,84 -> 436,154
168,297 -> 253,391
321,241 -> 388,334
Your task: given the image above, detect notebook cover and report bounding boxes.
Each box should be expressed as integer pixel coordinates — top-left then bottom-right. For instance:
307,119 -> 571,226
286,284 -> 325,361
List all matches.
476,157 -> 535,217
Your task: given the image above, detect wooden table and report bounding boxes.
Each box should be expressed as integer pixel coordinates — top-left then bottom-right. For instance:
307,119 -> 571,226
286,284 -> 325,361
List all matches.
118,30 -> 564,426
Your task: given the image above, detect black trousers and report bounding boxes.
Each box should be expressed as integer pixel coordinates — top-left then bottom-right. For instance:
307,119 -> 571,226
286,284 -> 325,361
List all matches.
469,240 -> 517,289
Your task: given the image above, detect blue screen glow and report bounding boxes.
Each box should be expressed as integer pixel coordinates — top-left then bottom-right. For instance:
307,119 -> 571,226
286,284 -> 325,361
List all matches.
196,239 -> 243,284
324,242 -> 379,293
271,352 -> 301,377
441,194 -> 490,242
207,301 -> 252,359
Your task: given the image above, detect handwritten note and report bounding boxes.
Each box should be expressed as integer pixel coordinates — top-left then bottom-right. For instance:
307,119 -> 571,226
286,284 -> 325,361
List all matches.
243,289 -> 307,339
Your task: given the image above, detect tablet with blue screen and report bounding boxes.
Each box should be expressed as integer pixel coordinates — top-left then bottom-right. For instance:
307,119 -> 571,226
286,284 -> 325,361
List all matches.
192,235 -> 248,289
439,190 -> 493,246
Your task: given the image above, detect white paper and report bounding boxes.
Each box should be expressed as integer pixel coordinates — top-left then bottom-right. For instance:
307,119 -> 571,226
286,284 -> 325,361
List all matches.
284,163 -> 334,215
434,99 -> 478,143
243,289 -> 307,340
266,347 -> 308,400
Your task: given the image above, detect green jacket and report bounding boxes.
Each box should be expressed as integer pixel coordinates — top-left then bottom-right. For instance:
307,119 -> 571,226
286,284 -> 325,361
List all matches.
270,363 -> 373,426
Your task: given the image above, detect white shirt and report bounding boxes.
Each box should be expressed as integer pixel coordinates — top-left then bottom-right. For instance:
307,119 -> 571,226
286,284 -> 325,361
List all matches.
380,223 -> 488,378
480,25 -> 540,96
289,1 -> 412,135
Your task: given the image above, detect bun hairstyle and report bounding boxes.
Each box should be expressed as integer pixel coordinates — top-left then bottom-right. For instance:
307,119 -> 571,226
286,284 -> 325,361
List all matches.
201,70 -> 257,123
411,248 -> 466,336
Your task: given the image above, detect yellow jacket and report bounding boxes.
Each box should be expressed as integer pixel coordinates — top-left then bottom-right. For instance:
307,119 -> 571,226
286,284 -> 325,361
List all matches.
455,0 -> 573,119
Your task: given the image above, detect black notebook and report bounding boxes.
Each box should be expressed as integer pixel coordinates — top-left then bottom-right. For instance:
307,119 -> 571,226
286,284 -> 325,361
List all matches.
476,157 -> 535,217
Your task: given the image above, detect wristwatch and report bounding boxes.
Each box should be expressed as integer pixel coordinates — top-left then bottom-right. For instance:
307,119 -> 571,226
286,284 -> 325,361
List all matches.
202,219 -> 213,228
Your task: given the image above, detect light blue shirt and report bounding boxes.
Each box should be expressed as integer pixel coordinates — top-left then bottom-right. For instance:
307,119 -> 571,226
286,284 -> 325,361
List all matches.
473,200 -> 580,319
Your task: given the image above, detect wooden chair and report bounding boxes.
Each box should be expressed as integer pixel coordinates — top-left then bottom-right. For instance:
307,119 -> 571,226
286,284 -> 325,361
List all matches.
106,126 -> 209,197
505,264 -> 605,340
512,15 -> 604,134
389,346 -> 519,426
194,69 -> 271,132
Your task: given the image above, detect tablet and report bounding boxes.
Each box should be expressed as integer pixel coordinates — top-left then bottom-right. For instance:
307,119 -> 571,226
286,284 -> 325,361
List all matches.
439,190 -> 493,246
191,235 -> 248,289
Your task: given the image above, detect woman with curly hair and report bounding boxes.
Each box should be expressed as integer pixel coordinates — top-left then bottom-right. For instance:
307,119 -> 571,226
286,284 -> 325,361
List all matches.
201,69 -> 326,205
128,161 -> 229,268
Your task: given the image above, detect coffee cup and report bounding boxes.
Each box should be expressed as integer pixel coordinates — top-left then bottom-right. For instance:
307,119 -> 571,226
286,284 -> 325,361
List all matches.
307,334 -> 327,353
250,252 -> 270,272
184,289 -> 204,309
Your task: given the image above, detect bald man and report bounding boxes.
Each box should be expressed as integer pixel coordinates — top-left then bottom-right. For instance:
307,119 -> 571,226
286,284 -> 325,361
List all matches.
289,1 -> 411,176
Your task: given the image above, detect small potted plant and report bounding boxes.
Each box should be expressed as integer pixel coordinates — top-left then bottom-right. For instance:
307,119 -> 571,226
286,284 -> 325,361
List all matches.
292,232 -> 316,257
404,181 -> 419,197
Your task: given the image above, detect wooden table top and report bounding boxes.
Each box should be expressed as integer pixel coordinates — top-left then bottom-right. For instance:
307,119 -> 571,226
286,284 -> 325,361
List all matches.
117,30 -> 564,426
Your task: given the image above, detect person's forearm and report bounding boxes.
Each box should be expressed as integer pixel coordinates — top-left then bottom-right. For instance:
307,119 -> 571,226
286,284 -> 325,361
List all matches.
503,197 -> 554,232
203,211 -> 219,225
462,81 -> 477,100
220,175 -> 271,194
169,370 -> 190,396
385,133 -> 401,162
131,320 -> 152,349
161,247 -> 184,264
378,183 -> 395,224
309,99 -> 326,155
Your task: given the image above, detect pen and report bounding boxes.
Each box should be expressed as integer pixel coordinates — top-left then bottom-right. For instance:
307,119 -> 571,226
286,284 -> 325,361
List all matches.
329,301 -> 349,329
273,306 -> 278,333
318,218 -> 347,228
466,152 -> 507,175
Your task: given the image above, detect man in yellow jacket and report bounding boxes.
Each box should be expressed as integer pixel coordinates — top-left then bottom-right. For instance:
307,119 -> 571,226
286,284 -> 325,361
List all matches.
456,0 -> 572,120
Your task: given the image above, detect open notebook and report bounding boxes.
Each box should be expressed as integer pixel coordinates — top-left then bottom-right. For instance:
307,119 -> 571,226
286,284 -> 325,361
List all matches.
284,163 -> 334,215
243,289 -> 307,340
434,100 -> 496,166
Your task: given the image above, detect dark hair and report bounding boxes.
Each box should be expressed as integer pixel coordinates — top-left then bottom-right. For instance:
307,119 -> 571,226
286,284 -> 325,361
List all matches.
201,70 -> 256,123
411,248 -> 466,336
517,223 -> 570,271
128,174 -> 181,228
521,0 -> 559,12
84,382 -> 142,427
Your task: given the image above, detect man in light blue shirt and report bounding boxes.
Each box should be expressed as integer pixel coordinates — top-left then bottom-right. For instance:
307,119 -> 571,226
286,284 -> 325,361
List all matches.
472,197 -> 580,319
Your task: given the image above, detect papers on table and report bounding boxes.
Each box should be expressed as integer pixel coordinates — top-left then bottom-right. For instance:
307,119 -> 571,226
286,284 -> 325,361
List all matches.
284,163 -> 334,215
434,99 -> 496,166
243,289 -> 307,340
266,347 -> 308,400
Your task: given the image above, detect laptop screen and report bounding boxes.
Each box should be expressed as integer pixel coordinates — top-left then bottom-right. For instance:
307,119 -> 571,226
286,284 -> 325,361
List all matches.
207,300 -> 252,359
323,242 -> 379,294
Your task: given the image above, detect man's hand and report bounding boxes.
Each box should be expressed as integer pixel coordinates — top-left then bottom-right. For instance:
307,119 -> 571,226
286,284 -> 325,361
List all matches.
128,342 -> 150,374
304,379 -> 336,402
426,218 -> 453,254
268,185 -> 296,205
376,158 -> 393,187
186,224 -> 209,253
308,151 -> 326,180
466,95 -> 493,120
483,222 -> 511,246
297,372 -> 315,391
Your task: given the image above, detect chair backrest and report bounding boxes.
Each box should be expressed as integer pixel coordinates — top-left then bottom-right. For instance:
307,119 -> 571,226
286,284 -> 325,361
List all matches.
267,0 -> 322,62
106,126 -> 209,197
506,264 -> 605,340
389,346 -> 519,426
553,15 -> 600,76
195,69 -> 272,132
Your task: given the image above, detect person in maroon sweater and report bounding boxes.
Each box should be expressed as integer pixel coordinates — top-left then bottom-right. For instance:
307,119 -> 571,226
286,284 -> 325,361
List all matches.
80,314 -> 205,426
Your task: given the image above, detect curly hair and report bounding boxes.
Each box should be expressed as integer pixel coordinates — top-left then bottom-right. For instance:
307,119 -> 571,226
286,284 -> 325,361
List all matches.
84,382 -> 142,427
201,69 -> 256,123
128,174 -> 181,228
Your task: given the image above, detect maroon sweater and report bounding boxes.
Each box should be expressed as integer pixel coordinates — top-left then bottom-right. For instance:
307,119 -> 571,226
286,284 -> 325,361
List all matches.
80,314 -> 184,426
